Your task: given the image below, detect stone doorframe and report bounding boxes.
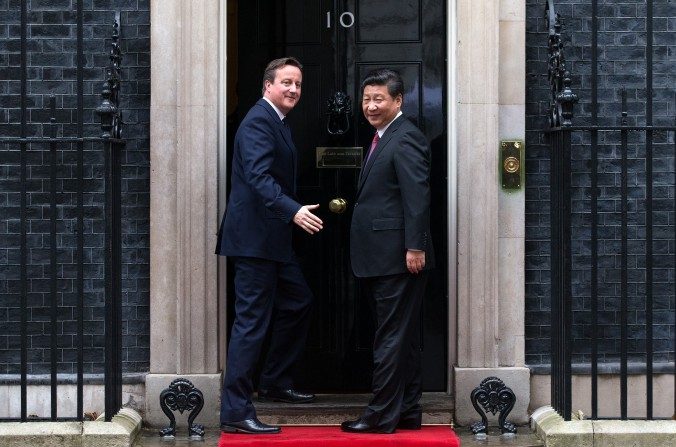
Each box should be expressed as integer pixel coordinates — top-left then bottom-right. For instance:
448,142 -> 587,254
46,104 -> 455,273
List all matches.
145,0 -> 529,428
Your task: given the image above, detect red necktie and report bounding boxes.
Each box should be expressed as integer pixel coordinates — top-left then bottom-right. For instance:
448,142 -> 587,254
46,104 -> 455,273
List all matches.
366,132 -> 380,163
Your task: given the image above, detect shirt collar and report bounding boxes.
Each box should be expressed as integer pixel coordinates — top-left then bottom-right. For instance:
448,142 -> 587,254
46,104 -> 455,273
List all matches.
377,111 -> 403,137
262,97 -> 286,122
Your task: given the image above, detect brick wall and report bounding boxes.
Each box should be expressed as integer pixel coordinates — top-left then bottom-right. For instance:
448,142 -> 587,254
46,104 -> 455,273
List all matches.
526,0 -> 675,368
0,0 -> 150,375
2,0 -> 673,377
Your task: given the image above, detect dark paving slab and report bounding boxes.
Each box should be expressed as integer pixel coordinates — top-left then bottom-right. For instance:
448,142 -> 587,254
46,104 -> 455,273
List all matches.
454,427 -> 544,446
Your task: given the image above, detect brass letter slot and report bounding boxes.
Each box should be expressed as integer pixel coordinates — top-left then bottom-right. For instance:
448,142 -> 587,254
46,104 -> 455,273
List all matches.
316,147 -> 363,169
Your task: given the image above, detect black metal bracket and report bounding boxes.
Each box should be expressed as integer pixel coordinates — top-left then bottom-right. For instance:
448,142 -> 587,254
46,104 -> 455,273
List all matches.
470,377 -> 517,435
545,0 -> 577,128
96,12 -> 123,140
159,378 -> 205,439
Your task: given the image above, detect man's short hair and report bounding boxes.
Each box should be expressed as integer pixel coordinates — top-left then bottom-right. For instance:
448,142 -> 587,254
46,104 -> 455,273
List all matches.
262,57 -> 303,94
361,68 -> 404,99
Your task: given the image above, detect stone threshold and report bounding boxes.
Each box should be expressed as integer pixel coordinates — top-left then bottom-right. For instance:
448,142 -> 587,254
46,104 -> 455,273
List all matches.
530,405 -> 676,447
0,373 -> 147,385
136,426 -> 545,447
256,392 -> 454,425
0,408 -> 142,447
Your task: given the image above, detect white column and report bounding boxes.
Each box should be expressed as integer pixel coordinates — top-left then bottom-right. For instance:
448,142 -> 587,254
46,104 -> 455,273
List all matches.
146,0 -> 221,428
453,0 -> 529,426
497,0 -> 526,370
456,0 -> 500,371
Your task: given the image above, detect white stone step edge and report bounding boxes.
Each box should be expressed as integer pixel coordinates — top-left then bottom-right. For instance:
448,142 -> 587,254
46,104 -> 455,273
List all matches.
530,405 -> 676,447
0,407 -> 143,447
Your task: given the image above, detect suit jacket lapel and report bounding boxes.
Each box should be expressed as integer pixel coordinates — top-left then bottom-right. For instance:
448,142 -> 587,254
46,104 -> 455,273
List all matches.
285,124 -> 297,193
278,120 -> 296,154
258,99 -> 298,192
357,116 -> 404,193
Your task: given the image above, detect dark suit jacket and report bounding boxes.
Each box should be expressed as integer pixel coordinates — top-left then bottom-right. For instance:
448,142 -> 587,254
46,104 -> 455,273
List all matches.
350,115 -> 435,277
215,99 -> 301,262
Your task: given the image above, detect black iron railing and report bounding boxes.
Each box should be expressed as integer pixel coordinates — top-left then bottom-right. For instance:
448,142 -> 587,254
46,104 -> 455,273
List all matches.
0,9 -> 124,422
546,0 -> 675,421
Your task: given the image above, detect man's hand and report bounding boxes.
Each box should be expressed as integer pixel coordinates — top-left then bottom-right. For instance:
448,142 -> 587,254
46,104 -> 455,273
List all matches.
293,204 -> 324,234
406,250 -> 425,274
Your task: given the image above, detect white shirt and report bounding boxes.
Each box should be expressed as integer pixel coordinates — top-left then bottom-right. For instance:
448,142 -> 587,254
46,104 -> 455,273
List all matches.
376,110 -> 403,137
263,97 -> 285,122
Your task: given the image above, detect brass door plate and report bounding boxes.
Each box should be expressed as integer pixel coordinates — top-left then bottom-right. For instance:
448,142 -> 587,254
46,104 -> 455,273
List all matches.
316,147 -> 363,168
501,140 -> 524,190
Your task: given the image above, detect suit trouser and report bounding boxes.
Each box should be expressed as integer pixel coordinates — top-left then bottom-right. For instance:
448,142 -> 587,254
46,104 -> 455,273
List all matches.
361,271 -> 428,432
220,256 -> 313,422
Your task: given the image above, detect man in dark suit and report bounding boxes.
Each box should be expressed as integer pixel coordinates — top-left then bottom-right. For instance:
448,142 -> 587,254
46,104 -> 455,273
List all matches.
216,57 -> 323,434
341,69 -> 434,434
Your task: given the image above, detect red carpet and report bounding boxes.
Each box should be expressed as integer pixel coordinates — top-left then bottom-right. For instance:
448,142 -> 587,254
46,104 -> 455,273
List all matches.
218,425 -> 460,447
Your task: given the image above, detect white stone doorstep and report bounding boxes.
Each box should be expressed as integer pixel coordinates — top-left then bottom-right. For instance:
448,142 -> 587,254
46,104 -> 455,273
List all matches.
0,408 -> 142,447
530,405 -> 676,447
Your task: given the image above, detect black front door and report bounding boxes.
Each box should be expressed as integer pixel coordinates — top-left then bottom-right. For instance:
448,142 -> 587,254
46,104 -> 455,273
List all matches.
230,0 -> 448,392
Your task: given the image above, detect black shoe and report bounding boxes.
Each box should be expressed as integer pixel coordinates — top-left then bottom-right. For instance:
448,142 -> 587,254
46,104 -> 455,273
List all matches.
398,405 -> 422,429
397,413 -> 422,430
340,418 -> 393,434
258,388 -> 315,403
220,418 -> 281,434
